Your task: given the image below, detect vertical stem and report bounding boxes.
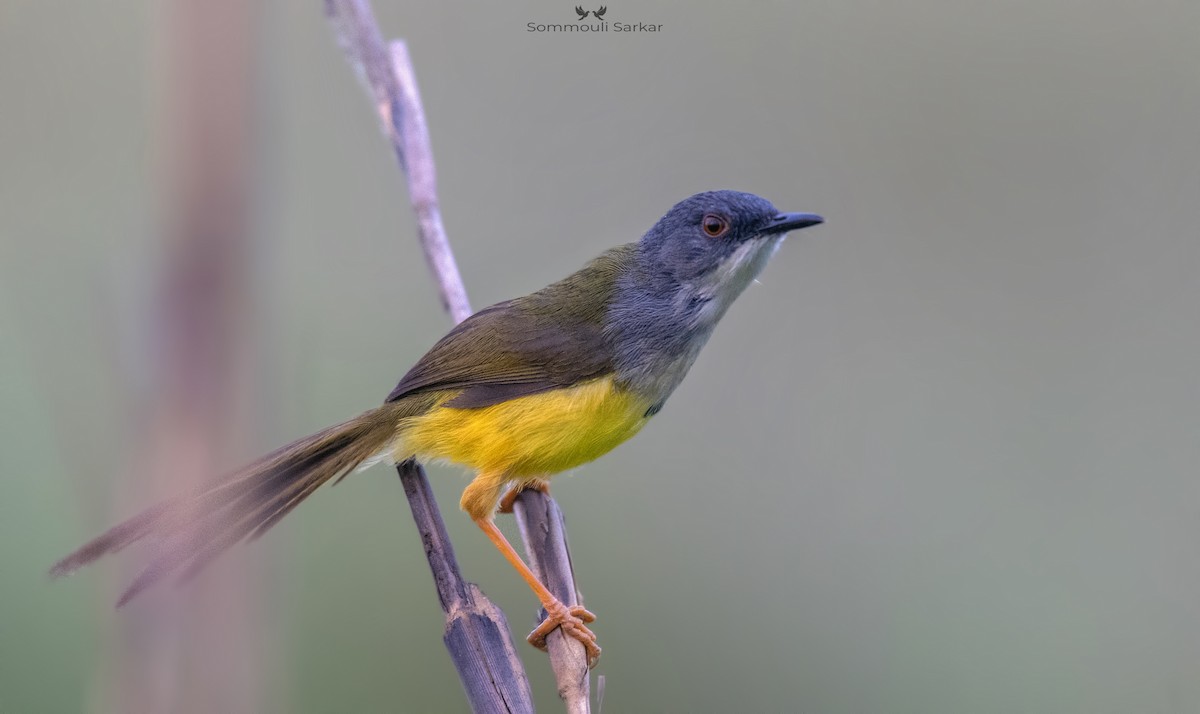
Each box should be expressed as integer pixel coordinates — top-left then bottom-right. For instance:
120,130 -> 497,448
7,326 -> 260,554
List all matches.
326,0 -> 537,710
326,1 -> 593,710
101,0 -> 264,711
398,461 -> 534,713
513,492 -> 591,713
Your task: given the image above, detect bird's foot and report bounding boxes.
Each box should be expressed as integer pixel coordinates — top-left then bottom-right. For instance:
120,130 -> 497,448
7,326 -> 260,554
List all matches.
528,598 -> 601,668
497,479 -> 550,514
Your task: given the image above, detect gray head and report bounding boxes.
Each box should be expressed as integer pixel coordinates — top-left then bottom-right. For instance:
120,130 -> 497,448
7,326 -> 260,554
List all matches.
639,190 -> 822,294
609,191 -> 822,402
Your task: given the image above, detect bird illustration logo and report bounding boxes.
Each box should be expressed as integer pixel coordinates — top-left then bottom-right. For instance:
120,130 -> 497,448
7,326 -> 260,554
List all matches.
593,6 -> 607,20
575,6 -> 589,20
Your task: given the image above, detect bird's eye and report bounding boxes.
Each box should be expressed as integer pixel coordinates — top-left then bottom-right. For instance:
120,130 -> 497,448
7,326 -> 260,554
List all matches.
702,213 -> 730,238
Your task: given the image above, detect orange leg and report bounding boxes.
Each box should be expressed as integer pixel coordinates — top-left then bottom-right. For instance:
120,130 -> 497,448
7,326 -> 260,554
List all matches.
497,478 -> 550,514
473,516 -> 601,667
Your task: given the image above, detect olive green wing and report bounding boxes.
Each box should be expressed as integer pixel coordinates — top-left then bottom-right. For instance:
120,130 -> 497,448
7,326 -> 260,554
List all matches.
385,245 -> 633,409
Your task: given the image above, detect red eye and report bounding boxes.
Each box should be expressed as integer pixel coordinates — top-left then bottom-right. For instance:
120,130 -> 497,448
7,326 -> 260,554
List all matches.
702,213 -> 729,238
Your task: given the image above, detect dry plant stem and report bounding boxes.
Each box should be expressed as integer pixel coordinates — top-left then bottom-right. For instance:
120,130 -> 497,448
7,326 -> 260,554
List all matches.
399,460 -> 534,713
327,0 -> 590,710
326,1 -> 529,709
325,1 -> 469,321
388,40 -> 471,323
389,36 -> 593,701
513,492 -> 592,714
377,44 -> 593,707
382,43 -> 591,705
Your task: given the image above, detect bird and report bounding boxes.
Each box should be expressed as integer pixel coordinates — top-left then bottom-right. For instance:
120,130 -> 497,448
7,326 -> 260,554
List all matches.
575,6 -> 589,20
593,6 -> 607,21
50,190 -> 824,667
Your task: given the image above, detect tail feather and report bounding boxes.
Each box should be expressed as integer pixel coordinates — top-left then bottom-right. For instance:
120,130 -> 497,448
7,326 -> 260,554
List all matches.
249,471 -> 329,541
51,404 -> 403,604
48,501 -> 176,578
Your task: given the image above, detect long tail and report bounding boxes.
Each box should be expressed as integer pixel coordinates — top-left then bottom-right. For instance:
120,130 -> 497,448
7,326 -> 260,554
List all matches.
50,403 -> 405,605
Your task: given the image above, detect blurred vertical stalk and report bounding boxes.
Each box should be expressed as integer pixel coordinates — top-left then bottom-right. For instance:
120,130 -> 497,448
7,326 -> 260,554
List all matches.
94,0 -> 265,711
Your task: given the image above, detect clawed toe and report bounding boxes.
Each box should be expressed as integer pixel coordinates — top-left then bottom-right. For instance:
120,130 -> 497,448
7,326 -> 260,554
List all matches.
527,602 -> 602,667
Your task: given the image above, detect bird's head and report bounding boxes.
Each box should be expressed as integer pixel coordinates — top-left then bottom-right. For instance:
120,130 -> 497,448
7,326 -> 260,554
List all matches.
639,190 -> 823,301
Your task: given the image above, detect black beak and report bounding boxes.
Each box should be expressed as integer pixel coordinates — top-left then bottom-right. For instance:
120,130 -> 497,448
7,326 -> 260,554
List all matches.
762,212 -> 824,235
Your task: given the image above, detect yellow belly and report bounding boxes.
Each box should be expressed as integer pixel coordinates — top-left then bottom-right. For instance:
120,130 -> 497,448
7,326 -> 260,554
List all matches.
397,375 -> 652,478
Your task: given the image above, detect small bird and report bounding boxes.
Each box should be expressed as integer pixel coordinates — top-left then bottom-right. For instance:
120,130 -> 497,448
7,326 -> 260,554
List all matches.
51,190 -> 823,666
575,6 -> 589,20
593,6 -> 607,21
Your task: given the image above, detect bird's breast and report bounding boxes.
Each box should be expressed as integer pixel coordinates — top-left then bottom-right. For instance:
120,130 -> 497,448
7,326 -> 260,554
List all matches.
397,375 -> 653,478
613,336 -> 709,407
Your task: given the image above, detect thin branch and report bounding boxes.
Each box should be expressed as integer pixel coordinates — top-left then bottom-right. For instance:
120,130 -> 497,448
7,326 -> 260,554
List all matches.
325,1 -> 530,711
326,1 -> 592,711
513,493 -> 591,714
388,41 -> 471,323
324,1 -> 470,321
399,460 -> 534,714
384,41 -> 593,705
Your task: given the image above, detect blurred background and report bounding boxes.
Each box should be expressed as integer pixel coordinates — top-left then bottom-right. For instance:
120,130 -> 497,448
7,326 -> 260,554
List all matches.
3,0 -> 1200,711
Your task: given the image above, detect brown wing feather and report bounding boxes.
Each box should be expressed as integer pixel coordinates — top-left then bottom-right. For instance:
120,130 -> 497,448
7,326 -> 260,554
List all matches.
385,244 -> 634,408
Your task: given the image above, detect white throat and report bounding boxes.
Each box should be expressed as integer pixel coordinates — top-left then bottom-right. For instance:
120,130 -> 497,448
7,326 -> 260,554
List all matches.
685,236 -> 783,325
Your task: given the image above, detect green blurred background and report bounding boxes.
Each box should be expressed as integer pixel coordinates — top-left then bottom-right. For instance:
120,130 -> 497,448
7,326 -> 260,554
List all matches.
3,0 -> 1200,712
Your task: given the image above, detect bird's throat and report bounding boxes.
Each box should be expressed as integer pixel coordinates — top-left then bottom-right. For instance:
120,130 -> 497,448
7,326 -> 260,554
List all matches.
693,236 -> 784,316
